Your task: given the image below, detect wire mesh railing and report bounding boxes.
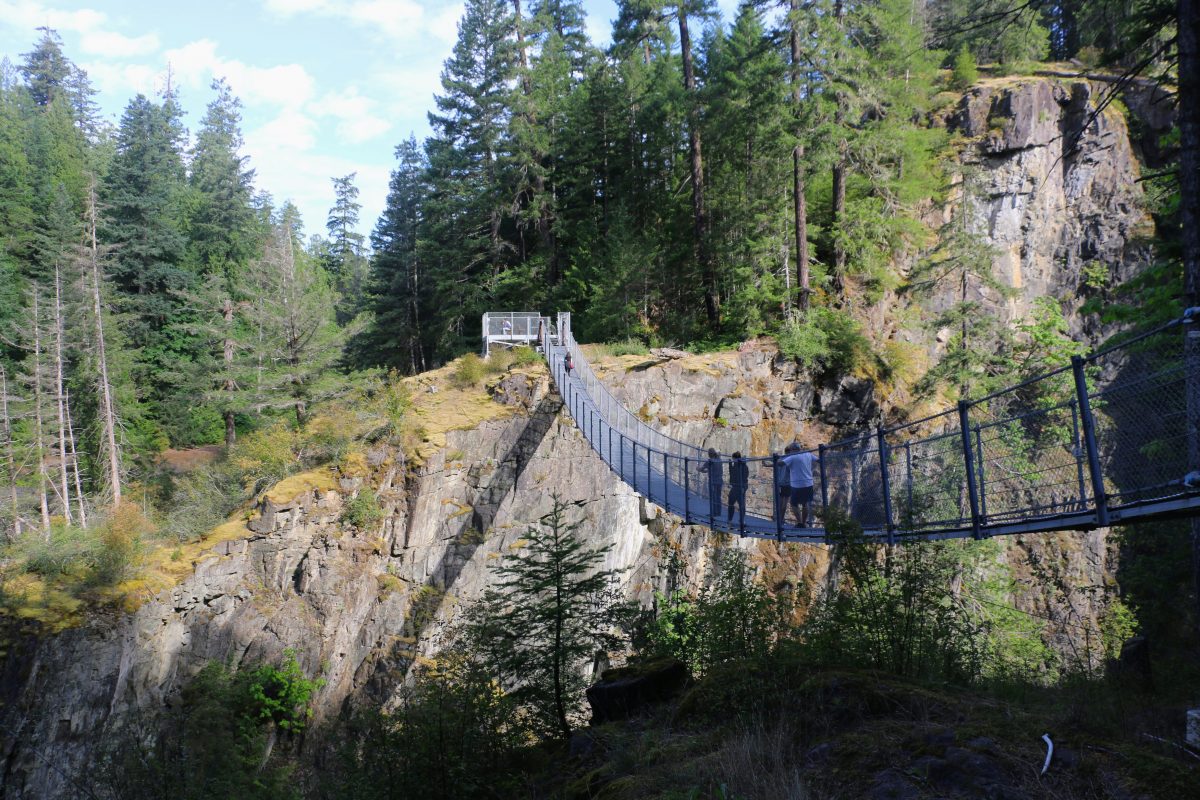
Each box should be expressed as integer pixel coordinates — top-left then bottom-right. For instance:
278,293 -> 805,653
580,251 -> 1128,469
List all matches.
537,308 -> 1200,542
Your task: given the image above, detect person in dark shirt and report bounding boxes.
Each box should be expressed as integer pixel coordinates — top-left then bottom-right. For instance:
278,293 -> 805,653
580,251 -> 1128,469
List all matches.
727,451 -> 749,529
699,447 -> 723,521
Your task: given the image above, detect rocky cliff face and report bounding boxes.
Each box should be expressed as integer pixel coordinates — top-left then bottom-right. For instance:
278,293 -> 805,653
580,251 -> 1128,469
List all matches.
0,75 -> 1160,798
936,76 -> 1162,340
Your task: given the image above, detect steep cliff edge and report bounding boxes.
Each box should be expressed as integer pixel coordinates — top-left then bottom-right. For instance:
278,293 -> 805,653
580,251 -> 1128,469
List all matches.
0,74 -> 1163,798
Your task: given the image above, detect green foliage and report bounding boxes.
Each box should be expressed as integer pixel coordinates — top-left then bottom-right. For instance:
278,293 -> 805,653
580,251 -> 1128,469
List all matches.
451,353 -> 486,387
340,488 -> 383,530
96,653 -> 320,800
329,652 -> 525,800
1081,260 -> 1110,291
950,46 -> 978,89
463,496 -> 633,740
245,649 -> 324,733
639,550 -> 793,677
605,338 -> 650,357
775,307 -> 870,375
802,512 -> 990,684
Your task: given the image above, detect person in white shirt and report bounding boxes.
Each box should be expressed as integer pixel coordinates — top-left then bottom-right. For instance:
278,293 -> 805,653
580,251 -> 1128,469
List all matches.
781,442 -> 816,527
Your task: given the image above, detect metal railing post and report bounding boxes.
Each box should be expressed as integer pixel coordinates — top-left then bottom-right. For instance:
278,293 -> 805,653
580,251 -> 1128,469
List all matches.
1070,399 -> 1087,509
877,426 -> 895,546
958,400 -> 984,540
620,433 -> 625,483
904,442 -> 914,532
633,442 -> 639,494
974,425 -> 988,524
684,456 -> 690,523
818,444 -> 830,524
1072,355 -> 1110,527
773,453 -> 783,541
663,451 -> 669,512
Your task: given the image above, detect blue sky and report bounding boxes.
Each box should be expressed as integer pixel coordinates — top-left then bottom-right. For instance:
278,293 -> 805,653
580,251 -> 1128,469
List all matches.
0,0 -> 738,241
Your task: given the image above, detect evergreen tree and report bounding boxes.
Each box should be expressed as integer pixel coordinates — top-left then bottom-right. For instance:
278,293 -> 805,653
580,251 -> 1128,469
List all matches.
355,137 -> 430,372
245,206 -> 346,426
421,0 -> 519,357
19,28 -> 71,109
102,92 -> 190,415
703,5 -> 791,333
188,78 -> 257,280
322,172 -> 368,323
465,497 -> 630,740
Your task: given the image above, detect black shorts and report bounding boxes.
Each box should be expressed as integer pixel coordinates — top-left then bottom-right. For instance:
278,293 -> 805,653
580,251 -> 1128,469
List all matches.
790,486 -> 814,505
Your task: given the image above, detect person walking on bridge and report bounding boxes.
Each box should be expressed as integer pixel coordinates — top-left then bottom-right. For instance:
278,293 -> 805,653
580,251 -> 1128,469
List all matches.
782,442 -> 816,527
728,452 -> 749,530
699,447 -> 723,521
776,442 -> 798,524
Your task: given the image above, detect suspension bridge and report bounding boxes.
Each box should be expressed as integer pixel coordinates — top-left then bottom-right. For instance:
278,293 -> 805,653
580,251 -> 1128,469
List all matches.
484,310 -> 1200,543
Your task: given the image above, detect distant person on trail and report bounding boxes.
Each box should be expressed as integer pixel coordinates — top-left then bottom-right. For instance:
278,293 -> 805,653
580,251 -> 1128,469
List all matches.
564,352 -> 574,375
728,451 -> 749,529
782,441 -> 816,527
776,442 -> 797,524
699,447 -> 723,521
501,318 -> 512,336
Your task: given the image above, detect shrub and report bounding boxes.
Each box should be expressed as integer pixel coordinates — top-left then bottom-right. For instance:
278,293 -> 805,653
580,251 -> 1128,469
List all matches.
509,345 -> 543,366
951,45 -> 978,89
96,653 -> 320,800
163,461 -> 245,543
800,511 -> 991,684
341,488 -> 384,530
231,424 -> 298,494
452,353 -> 486,387
20,524 -> 95,577
776,307 -> 871,375
245,649 -> 324,733
639,550 -> 793,677
606,338 -> 650,357
90,503 -> 152,586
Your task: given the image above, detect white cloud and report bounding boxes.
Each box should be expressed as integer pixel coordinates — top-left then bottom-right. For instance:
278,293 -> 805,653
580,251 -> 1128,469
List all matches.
246,108 -> 319,153
165,39 -> 315,109
313,88 -> 392,144
81,60 -> 161,97
259,0 -> 461,42
78,29 -> 159,58
0,1 -> 160,57
428,2 -> 463,44
242,121 -> 390,237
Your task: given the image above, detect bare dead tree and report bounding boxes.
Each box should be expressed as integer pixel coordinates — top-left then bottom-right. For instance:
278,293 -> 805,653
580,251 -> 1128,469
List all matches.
30,289 -> 50,532
84,180 -> 122,509
64,387 -> 86,528
52,263 -> 72,524
1,365 -> 20,540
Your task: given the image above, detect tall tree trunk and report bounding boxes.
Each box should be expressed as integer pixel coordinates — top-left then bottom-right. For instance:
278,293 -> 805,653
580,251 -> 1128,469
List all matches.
831,0 -> 847,293
31,290 -> 50,532
52,264 -> 72,524
790,0 -> 811,314
1,367 -> 20,539
677,5 -> 719,325
64,388 -> 86,527
223,296 -> 236,447
1177,0 -> 1200,627
86,183 -> 122,509
513,0 -> 560,284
